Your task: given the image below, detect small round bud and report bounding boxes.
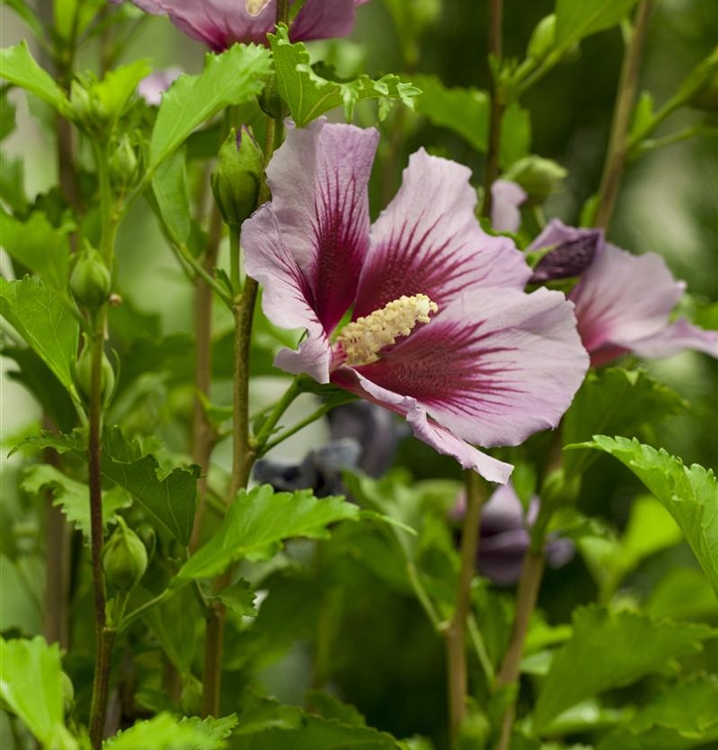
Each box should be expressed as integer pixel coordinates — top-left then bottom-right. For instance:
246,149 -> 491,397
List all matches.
74,335 -> 116,406
102,516 -> 148,593
527,15 -> 556,63
135,522 -> 156,562
210,126 -> 264,228
109,135 -> 139,188
504,156 -> 567,205
70,244 -> 112,311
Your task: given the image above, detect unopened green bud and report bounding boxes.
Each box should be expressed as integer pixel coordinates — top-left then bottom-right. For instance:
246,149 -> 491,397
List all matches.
60,671 -> 74,715
135,522 -> 156,562
102,516 -> 148,593
69,78 -> 107,135
527,14 -> 580,65
527,15 -> 556,63
211,126 -> 264,228
109,135 -> 139,187
74,335 -> 116,406
70,244 -> 112,310
504,156 -> 568,205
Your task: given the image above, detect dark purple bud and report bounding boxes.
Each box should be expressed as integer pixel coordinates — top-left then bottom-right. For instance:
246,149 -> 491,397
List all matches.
530,232 -> 601,283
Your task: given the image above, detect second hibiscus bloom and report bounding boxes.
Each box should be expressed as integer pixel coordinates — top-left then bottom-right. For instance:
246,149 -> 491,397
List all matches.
242,121 -> 589,484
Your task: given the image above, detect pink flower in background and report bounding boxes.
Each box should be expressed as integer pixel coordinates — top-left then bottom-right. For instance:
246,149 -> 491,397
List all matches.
242,121 -> 589,484
529,220 -> 718,367
452,482 -> 575,586
137,67 -> 182,105
112,0 -> 371,50
491,179 -> 527,234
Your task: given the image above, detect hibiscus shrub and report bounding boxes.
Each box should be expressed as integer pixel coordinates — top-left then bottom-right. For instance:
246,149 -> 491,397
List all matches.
1,1 -> 717,749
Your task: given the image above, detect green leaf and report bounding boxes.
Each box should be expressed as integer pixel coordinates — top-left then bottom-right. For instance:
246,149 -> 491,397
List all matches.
646,568 -> 718,621
269,25 -> 420,126
1,0 -> 45,38
500,102 -> 532,169
571,436 -> 718,597
305,691 -> 367,727
103,713 -> 206,749
1,86 -> 17,140
596,675 -> 718,750
150,148 -> 192,247
0,150 -> 28,212
554,0 -> 642,51
213,578 -> 257,617
144,583 -> 202,672
532,605 -> 716,733
21,464 -> 131,538
91,59 -> 152,126
13,427 -> 199,545
178,714 -> 239,749
629,91 -> 655,141
233,713 -> 401,749
411,75 -> 488,152
0,636 -> 77,749
0,41 -> 69,114
175,485 -> 359,582
562,368 -> 685,477
1,208 -> 73,289
149,44 -> 271,168
0,276 -> 80,401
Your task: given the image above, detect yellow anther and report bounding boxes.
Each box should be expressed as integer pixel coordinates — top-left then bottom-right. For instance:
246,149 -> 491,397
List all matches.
337,294 -> 438,366
245,0 -> 271,16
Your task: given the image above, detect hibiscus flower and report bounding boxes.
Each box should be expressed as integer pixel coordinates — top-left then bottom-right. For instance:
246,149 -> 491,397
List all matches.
242,121 -> 589,483
529,220 -> 718,367
112,0 -> 370,50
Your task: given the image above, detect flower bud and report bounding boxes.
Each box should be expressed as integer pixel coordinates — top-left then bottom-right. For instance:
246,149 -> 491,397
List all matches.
503,156 -> 567,205
70,244 -> 112,311
102,516 -> 148,593
210,126 -> 264,228
527,14 -> 556,63
135,522 -> 156,562
109,134 -> 139,188
74,335 -> 116,406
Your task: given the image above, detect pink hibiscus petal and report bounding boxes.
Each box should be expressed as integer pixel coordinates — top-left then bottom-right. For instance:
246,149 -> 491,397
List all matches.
353,150 -> 530,319
263,120 -> 379,332
332,367 -> 514,483
351,288 -> 589,448
630,318 -> 718,360
570,242 -> 685,354
241,207 -> 333,383
491,179 -> 527,234
291,0 -> 357,41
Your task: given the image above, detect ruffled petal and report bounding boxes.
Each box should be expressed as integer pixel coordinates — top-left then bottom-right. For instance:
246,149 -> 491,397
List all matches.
351,288 -> 589,448
263,120 -> 378,332
491,179 -> 526,234
353,150 -> 530,318
242,206 -> 333,383
569,242 -> 684,354
331,368 -> 514,484
630,318 -> 718,360
291,0 -> 357,41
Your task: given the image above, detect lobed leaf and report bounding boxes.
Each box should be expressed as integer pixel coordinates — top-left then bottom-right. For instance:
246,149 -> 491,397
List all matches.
175,485 -> 359,582
570,436 -> 718,597
0,41 -> 70,114
269,25 -> 420,126
149,44 -> 271,169
0,275 -> 80,402
532,605 -> 716,732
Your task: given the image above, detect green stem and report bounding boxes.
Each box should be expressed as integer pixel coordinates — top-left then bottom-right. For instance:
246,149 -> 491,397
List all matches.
468,613 -> 495,688
593,1 -> 654,230
253,377 -> 304,449
87,322 -> 111,749
407,562 -> 441,630
493,548 -> 545,750
229,225 -> 242,294
445,471 -> 485,746
481,0 -> 505,219
629,124 -> 715,160
260,399 -> 327,454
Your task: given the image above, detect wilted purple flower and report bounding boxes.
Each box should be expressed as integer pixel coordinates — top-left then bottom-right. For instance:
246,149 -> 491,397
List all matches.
529,220 -> 718,367
112,0 -> 370,50
453,482 -> 575,586
491,180 -> 527,234
242,120 -> 589,484
137,67 -> 181,105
